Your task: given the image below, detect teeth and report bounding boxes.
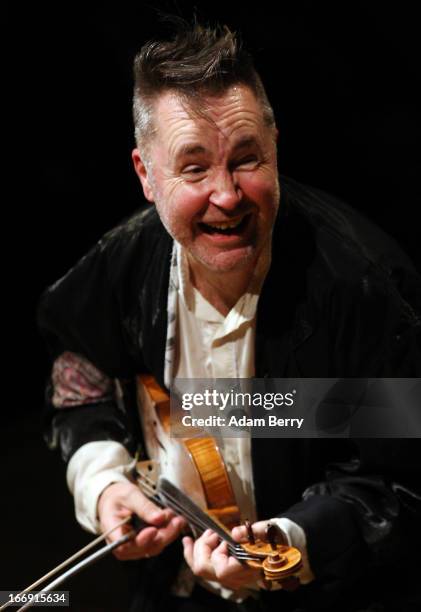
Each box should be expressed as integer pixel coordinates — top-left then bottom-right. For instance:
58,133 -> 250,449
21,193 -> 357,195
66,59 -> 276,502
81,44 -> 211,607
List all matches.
205,219 -> 243,230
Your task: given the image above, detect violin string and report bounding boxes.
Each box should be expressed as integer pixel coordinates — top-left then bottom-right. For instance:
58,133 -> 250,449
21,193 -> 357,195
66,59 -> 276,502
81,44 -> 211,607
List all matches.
0,516 -> 133,612
137,477 -> 217,538
136,474 -> 233,544
157,477 -> 253,554
136,476 -> 260,562
136,477 -> 237,551
157,490 -> 260,561
15,530 -> 137,612
137,476 -> 259,561
156,489 -> 255,560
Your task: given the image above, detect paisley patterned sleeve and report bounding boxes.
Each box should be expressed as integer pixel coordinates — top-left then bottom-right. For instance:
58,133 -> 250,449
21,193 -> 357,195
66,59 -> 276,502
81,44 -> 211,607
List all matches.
51,351 -> 114,408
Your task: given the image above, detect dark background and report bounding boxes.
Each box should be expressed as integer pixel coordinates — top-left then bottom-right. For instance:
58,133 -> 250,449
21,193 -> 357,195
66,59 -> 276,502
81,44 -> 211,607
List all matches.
3,1 -> 420,610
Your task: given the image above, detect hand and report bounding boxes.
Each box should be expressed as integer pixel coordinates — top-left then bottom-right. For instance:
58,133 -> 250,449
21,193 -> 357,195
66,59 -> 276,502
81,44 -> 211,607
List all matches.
182,529 -> 261,591
98,480 -> 186,560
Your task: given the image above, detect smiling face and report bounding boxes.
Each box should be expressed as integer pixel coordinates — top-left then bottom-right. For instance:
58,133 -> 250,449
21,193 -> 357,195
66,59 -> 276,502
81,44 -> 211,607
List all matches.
132,84 -> 280,277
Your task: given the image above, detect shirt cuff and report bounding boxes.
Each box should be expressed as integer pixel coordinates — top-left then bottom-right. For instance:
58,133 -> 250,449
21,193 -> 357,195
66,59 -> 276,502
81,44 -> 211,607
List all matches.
268,517 -> 315,585
66,440 -> 135,534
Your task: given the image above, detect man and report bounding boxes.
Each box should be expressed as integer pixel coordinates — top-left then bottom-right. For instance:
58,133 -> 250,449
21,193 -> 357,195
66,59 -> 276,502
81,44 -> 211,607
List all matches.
38,23 -> 421,612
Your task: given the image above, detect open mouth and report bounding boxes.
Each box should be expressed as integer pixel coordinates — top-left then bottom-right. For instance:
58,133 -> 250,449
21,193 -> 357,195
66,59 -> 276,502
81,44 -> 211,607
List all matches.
198,214 -> 251,235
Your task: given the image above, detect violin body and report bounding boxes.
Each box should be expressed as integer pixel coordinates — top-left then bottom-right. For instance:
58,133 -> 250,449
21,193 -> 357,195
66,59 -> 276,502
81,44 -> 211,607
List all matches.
136,374 -> 241,528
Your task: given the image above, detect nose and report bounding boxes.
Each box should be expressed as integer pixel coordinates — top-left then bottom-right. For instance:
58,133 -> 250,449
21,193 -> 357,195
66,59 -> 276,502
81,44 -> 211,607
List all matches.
208,169 -> 242,210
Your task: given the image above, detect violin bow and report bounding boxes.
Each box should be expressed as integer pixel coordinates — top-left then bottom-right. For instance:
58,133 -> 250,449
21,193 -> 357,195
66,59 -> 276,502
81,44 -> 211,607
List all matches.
3,516 -> 142,612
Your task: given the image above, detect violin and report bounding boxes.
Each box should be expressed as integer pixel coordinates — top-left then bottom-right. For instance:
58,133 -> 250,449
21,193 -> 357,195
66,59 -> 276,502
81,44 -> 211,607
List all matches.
135,374 -> 303,588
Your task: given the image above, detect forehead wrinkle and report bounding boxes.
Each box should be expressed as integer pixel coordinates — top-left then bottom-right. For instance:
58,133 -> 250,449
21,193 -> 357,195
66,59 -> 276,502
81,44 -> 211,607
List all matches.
164,114 -> 220,162
214,120 -> 265,155
203,91 -> 264,123
206,100 -> 266,143
175,143 -> 209,158
154,95 -> 196,146
165,123 -> 204,162
216,108 -> 264,130
186,90 -> 265,144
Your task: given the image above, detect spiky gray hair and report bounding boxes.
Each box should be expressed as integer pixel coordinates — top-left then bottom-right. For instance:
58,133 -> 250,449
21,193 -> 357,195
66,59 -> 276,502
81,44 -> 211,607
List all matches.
132,22 -> 275,159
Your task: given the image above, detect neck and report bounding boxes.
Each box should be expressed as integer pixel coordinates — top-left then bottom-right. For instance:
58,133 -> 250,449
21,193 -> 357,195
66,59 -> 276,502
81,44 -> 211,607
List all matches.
187,257 -> 259,317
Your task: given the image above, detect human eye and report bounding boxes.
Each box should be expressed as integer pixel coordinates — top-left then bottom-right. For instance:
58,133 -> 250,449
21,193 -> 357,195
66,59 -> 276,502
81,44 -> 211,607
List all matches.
233,155 -> 259,170
181,165 -> 207,180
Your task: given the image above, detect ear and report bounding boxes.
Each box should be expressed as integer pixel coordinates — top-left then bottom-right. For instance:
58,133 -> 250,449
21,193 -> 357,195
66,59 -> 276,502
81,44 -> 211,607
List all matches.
132,148 -> 155,202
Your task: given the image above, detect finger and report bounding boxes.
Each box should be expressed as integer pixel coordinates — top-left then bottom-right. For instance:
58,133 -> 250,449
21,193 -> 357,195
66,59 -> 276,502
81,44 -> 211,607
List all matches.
125,514 -> 186,559
231,525 -> 249,543
211,540 -> 242,574
231,520 -> 269,543
99,502 -> 131,534
112,526 -> 158,560
210,541 -> 260,588
183,530 -> 214,576
133,526 -> 160,549
195,530 -> 220,555
114,485 -> 173,526
188,530 -> 220,578
182,536 -> 194,568
102,517 -> 136,545
109,506 -> 184,558
127,492 -> 171,527
137,516 -> 186,556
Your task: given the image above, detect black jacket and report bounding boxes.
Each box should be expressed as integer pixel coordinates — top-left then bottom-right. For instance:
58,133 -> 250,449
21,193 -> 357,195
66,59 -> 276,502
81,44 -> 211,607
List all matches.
38,176 -> 421,611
